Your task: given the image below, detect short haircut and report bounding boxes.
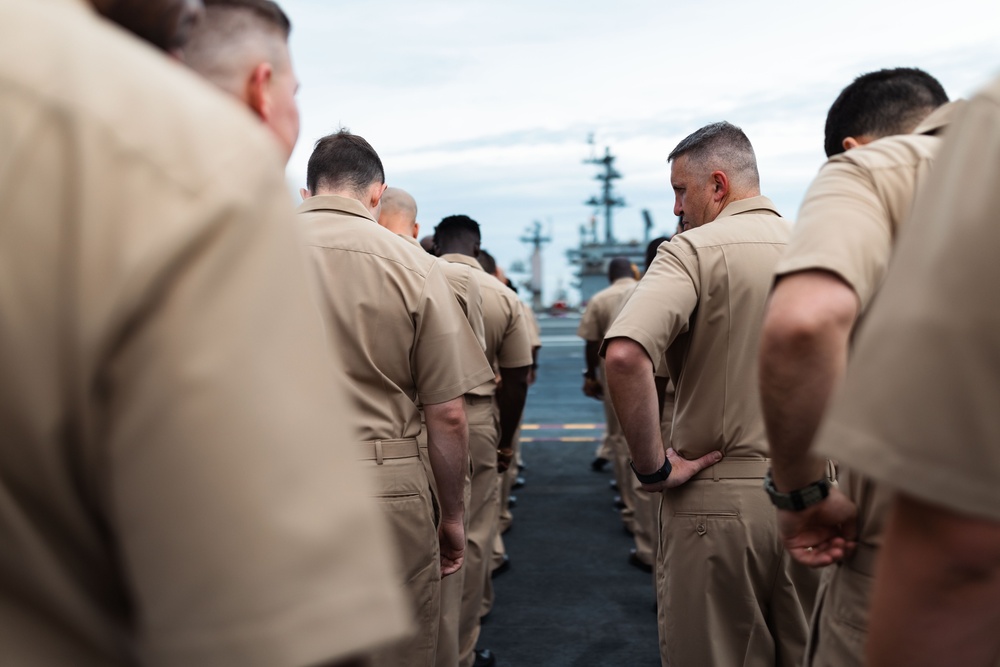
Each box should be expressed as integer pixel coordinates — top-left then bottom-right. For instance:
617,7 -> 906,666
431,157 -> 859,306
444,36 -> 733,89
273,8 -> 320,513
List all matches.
181,0 -> 291,97
434,215 -> 482,246
667,121 -> 759,189
477,248 -> 497,275
608,257 -> 633,281
644,236 -> 669,271
824,67 -> 948,157
306,130 -> 385,197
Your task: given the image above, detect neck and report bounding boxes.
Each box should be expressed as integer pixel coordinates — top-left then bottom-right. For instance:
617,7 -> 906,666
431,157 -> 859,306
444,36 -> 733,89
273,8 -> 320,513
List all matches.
438,243 -> 476,257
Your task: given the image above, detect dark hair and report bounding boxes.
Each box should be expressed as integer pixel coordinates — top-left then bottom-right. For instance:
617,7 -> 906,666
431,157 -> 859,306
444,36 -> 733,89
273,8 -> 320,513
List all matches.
306,129 -> 385,196
824,67 -> 948,157
204,0 -> 291,37
644,236 -> 669,271
434,214 -> 482,246
608,257 -> 633,281
667,121 -> 759,187
477,248 -> 497,275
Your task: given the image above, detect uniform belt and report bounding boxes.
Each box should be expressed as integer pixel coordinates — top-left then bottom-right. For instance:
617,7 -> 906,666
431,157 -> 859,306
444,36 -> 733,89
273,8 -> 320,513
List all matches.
691,459 -> 770,481
846,542 -> 879,577
357,438 -> 419,465
464,394 -> 494,405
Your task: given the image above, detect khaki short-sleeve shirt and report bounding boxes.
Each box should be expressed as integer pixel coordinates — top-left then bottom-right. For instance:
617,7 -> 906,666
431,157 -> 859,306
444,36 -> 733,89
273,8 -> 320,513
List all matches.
817,78 -> 1000,522
440,254 -> 533,396
577,277 -> 638,342
299,197 -> 494,437
604,197 -> 791,460
403,237 -> 486,353
774,103 -> 957,546
0,2 -> 409,664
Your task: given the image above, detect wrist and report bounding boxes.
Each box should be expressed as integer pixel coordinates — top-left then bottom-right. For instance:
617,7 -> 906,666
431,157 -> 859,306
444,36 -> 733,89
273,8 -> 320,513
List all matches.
630,457 -> 672,484
764,468 -> 830,511
769,458 -> 829,493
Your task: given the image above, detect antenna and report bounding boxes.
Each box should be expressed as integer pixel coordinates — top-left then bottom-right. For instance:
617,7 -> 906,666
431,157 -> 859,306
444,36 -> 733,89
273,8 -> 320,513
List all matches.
584,146 -> 625,244
519,221 -> 551,312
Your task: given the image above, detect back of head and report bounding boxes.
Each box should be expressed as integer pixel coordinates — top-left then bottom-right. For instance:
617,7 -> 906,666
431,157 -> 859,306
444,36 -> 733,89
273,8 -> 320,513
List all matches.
607,257 -> 633,282
181,0 -> 291,94
306,129 -> 385,198
96,0 -> 204,54
667,121 -> 760,192
378,187 -> 418,237
477,248 -> 497,275
434,215 -> 481,255
644,236 -> 669,271
824,67 -> 948,157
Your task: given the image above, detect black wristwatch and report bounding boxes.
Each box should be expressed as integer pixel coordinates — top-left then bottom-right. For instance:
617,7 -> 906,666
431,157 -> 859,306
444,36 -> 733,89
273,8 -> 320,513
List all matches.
630,458 -> 672,484
763,469 -> 830,511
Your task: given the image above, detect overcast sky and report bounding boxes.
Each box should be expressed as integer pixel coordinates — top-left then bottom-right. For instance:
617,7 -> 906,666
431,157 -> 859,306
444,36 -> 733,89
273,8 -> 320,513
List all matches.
281,0 -> 1000,304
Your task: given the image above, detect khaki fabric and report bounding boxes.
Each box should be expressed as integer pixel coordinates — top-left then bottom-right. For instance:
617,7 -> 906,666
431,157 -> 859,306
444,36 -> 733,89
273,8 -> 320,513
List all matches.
605,197 -> 790,461
522,300 -> 542,349
818,79 -> 1000,522
298,197 -> 494,433
298,197 -> 493,667
579,277 -> 637,473
441,254 -> 533,395
604,196 -> 818,665
773,103 -> 959,667
437,254 -> 531,665
0,1 -> 410,665
403,237 -> 487,354
658,479 -> 818,667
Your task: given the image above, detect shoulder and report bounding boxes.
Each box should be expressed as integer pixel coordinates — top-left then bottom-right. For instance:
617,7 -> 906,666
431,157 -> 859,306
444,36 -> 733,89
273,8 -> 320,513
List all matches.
827,133 -> 941,177
678,213 -> 791,251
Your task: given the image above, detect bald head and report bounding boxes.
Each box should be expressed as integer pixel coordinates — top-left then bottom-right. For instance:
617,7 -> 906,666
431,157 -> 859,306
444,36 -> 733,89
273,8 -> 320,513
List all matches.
378,187 -> 419,239
180,0 -> 299,161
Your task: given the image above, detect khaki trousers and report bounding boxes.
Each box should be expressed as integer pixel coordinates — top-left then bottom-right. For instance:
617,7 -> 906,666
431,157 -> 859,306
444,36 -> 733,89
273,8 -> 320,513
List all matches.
418,424 -> 474,667
803,544 -> 878,667
458,397 -> 500,667
361,442 -> 441,667
657,464 -> 819,667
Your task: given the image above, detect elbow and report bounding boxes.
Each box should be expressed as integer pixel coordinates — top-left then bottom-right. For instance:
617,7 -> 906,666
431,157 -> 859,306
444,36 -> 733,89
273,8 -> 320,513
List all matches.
604,338 -> 651,380
425,398 -> 467,433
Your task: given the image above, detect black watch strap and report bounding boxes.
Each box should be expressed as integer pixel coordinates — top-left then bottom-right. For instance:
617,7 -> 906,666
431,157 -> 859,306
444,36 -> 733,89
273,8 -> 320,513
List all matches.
630,458 -> 672,484
763,469 -> 831,511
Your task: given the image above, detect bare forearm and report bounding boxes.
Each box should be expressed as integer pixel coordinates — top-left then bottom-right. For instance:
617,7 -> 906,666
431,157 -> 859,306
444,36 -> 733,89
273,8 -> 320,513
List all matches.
759,273 -> 856,490
604,338 -> 663,472
424,398 -> 469,524
868,495 -> 1000,666
584,340 -> 601,378
497,366 -> 530,450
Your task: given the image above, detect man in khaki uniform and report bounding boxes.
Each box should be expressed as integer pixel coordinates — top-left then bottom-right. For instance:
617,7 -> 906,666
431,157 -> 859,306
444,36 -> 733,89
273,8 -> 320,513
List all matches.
298,132 -> 495,667
434,216 -> 533,667
578,257 -> 656,569
377,186 -> 485,667
758,68 -> 954,667
603,122 -> 818,666
811,74 -> 1000,667
0,1 -> 411,665
180,0 -> 299,163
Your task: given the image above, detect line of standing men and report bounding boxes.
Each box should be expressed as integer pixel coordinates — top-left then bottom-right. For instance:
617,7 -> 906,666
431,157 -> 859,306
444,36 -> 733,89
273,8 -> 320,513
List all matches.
599,65 -> 1000,666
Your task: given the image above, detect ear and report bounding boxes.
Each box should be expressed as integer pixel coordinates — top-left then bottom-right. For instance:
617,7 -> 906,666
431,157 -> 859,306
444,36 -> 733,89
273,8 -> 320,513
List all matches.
412,222 -> 420,239
246,62 -> 274,122
710,170 -> 730,202
841,135 -> 875,152
371,182 -> 388,210
299,187 -> 311,201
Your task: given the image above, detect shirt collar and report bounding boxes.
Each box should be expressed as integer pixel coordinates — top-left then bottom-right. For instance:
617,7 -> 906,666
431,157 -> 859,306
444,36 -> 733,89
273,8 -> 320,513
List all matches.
296,194 -> 377,223
716,195 -> 780,220
440,253 -> 486,272
612,277 -> 637,287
